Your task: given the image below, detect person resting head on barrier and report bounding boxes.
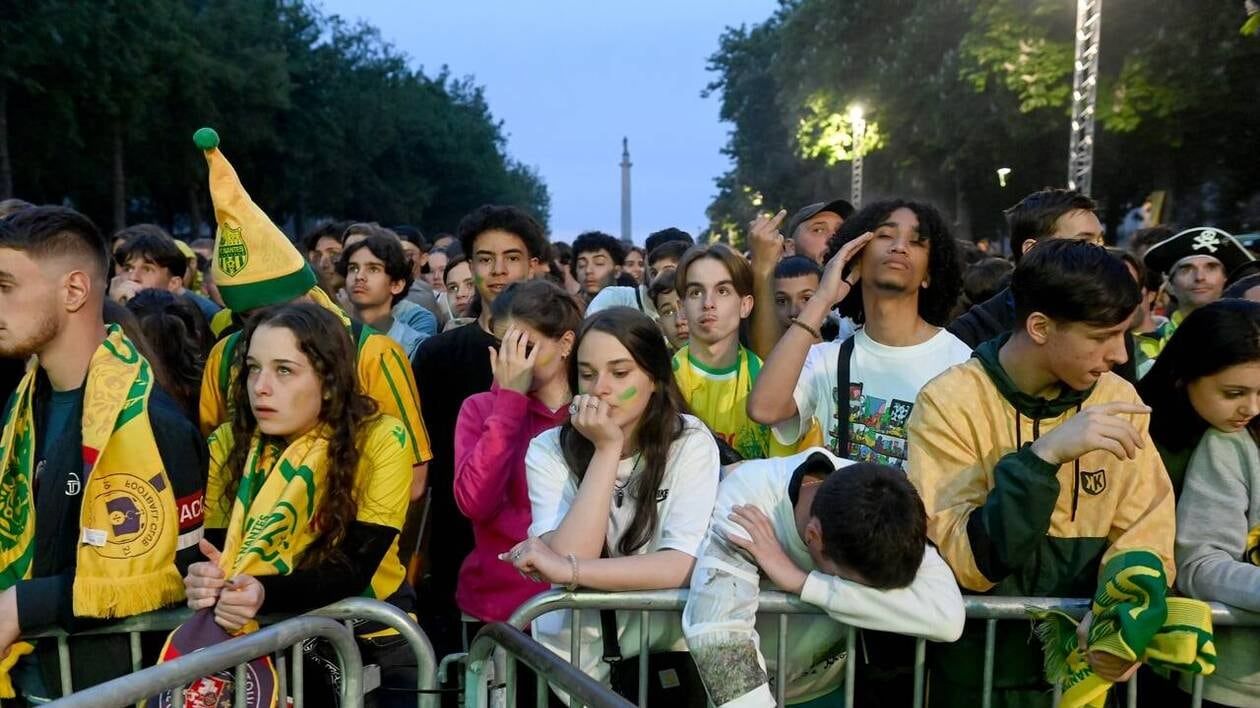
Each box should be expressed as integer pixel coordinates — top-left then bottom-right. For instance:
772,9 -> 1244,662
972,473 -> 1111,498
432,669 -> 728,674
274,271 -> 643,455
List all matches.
682,450 -> 965,708
501,306 -> 720,701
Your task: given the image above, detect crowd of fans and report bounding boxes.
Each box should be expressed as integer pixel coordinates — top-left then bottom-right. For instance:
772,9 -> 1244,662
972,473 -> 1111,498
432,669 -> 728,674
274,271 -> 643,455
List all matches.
0,128 -> 1254,707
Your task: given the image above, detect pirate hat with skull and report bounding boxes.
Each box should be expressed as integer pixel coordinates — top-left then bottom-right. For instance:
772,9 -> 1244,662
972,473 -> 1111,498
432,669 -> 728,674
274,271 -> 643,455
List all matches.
1143,227 -> 1254,280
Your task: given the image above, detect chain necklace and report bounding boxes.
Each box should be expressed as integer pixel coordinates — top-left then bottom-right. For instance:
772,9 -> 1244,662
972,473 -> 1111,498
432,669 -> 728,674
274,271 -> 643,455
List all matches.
613,451 -> 643,508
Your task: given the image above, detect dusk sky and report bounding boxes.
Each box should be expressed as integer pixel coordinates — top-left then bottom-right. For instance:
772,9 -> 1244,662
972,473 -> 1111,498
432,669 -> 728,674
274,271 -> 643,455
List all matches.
318,0 -> 780,244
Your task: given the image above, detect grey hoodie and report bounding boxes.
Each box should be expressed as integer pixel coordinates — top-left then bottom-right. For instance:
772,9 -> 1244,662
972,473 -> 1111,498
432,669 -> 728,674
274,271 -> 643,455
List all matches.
1175,427 -> 1260,706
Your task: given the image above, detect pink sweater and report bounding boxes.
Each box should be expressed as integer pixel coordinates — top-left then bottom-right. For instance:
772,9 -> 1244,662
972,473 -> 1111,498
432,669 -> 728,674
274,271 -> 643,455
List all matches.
453,384 -> 566,622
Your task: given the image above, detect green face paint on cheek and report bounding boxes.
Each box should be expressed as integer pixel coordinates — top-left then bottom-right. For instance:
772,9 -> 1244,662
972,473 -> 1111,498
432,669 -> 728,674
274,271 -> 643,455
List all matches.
618,386 -> 639,402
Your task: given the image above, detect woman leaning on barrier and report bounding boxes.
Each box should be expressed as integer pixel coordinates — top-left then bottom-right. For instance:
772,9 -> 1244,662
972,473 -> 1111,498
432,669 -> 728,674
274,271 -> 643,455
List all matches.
181,302 -> 418,708
503,307 -> 721,701
1168,301 -> 1260,707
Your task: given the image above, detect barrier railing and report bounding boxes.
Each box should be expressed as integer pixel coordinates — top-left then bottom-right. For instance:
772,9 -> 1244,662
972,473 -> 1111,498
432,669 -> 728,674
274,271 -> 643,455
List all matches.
310,597 -> 440,708
465,622 -> 633,708
46,615 -> 362,707
504,589 -> 1260,708
27,597 -> 437,707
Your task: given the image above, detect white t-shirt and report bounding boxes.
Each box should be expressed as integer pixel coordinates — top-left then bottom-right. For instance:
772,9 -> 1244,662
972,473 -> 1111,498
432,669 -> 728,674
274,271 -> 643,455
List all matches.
525,414 -> 720,684
585,284 -> 658,321
773,328 -> 972,469
684,449 -> 964,707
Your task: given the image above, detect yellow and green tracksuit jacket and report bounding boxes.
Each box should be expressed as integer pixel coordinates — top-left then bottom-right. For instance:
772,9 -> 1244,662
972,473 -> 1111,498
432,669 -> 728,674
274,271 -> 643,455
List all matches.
906,334 -> 1175,705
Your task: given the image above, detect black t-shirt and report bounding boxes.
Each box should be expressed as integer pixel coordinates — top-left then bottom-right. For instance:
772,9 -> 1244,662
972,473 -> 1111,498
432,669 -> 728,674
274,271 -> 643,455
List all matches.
16,373 -> 209,635
410,322 -> 494,643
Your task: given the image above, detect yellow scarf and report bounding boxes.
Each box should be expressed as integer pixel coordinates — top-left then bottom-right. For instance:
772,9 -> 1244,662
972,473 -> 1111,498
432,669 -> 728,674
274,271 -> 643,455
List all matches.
213,427 -> 332,631
0,327 -> 183,694
207,417 -> 411,605
1029,549 -> 1215,708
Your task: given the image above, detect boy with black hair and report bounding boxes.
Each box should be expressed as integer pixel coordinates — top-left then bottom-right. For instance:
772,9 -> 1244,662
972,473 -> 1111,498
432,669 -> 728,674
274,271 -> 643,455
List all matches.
773,256 -> 823,338
570,230 -> 625,301
0,206 -> 207,697
586,234 -> 693,319
644,226 -> 694,257
682,449 -> 963,708
412,204 -> 544,659
647,270 -> 688,350
111,225 -> 221,321
302,220 -> 350,295
908,239 -> 1177,707
338,234 -> 428,359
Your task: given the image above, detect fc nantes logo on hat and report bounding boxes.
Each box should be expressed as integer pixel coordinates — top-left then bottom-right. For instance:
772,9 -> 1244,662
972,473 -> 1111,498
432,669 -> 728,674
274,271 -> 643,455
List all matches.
217,224 -> 249,277
194,127 -> 316,312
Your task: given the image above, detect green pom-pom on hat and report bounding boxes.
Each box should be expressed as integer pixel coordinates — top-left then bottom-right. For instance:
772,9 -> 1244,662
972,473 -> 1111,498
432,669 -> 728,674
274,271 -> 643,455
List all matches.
193,127 -> 220,151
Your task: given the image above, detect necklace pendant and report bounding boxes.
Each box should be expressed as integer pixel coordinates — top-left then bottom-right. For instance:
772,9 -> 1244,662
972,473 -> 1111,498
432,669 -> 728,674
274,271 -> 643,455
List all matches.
615,489 -> 624,508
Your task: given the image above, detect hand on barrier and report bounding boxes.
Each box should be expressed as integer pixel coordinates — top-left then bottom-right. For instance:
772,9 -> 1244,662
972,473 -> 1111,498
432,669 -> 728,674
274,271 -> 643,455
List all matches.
185,539 -> 227,611
1077,611 -> 1140,684
726,505 -> 807,595
501,536 -> 568,586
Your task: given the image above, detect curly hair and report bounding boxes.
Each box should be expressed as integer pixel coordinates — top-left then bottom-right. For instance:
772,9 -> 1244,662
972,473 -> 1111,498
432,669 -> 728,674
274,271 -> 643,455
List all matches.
220,303 -> 379,569
824,199 -> 962,327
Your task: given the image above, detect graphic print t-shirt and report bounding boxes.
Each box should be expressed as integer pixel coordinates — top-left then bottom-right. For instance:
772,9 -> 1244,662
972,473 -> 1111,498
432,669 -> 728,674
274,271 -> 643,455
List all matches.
770,328 -> 972,469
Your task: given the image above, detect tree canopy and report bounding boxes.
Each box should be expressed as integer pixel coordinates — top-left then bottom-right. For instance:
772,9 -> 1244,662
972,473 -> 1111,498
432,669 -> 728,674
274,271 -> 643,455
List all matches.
705,0 -> 1260,248
0,0 -> 550,239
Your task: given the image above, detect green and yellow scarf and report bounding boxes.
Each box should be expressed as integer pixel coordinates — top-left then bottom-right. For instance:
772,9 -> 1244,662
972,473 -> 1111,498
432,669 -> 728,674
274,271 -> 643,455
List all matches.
210,427 -> 332,625
0,327 -> 183,693
1029,549 -> 1216,708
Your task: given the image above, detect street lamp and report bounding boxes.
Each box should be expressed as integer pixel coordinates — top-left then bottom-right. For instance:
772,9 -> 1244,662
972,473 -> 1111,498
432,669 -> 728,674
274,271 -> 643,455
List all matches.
997,167 -> 1012,188
849,105 -> 866,208
1067,0 -> 1102,196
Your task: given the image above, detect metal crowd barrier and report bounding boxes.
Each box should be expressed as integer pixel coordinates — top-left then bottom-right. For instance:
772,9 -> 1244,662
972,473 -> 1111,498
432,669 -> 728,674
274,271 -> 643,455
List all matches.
465,622 -> 633,708
27,597 -> 437,707
310,597 -> 440,708
503,589 -> 1260,708
46,614 -> 362,707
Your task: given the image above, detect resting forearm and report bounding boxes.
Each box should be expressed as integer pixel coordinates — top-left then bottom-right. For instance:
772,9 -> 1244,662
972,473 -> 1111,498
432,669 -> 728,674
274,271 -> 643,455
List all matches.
544,446 -> 622,558
576,550 -> 696,591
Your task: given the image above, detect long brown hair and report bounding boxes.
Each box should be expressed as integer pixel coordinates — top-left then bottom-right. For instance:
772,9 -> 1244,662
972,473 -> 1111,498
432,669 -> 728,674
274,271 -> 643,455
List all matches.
559,307 -> 688,555
221,303 -> 378,568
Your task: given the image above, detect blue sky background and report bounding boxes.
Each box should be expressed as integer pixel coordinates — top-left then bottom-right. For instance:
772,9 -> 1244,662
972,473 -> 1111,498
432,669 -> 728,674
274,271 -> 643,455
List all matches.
318,0 -> 779,244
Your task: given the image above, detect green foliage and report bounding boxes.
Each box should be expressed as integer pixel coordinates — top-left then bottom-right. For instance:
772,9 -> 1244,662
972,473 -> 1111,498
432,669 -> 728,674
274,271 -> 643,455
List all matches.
705,0 -> 1260,241
0,0 -> 549,236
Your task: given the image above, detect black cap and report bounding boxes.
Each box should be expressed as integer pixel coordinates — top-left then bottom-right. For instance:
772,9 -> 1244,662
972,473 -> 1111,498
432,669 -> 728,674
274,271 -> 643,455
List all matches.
1143,227 -> 1255,279
786,199 -> 855,239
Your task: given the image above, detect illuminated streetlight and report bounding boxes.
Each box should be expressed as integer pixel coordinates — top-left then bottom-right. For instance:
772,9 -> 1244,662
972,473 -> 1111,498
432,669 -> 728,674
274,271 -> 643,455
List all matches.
997,167 -> 1012,188
849,105 -> 867,208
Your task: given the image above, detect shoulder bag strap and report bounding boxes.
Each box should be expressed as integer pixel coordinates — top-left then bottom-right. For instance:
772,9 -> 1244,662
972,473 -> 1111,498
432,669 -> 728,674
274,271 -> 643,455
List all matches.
833,334 -> 857,457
